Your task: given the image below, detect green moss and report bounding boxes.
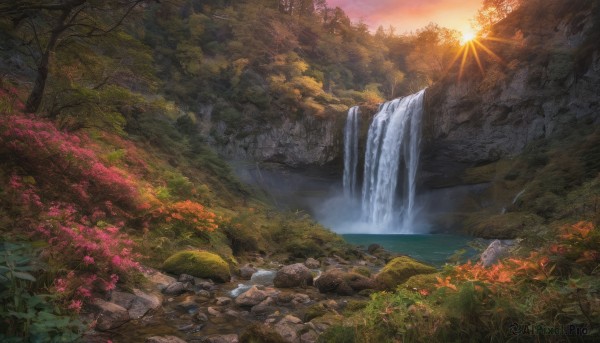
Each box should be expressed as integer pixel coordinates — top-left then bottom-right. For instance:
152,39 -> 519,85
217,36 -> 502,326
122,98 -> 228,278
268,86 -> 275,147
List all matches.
163,250 -> 231,282
375,256 -> 437,290
401,273 -> 441,292
304,303 -> 328,322
351,266 -> 371,277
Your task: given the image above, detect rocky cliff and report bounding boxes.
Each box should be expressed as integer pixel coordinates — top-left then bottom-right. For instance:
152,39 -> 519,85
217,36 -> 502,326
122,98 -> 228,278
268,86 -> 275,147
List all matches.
421,0 -> 600,188
209,113 -> 344,167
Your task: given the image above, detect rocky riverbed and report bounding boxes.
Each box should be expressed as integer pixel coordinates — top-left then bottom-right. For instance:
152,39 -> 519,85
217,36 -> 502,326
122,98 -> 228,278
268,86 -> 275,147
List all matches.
80,244 -> 445,343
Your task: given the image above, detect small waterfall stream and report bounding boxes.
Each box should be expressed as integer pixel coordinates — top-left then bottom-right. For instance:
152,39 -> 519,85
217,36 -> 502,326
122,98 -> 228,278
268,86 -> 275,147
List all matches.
343,106 -> 360,197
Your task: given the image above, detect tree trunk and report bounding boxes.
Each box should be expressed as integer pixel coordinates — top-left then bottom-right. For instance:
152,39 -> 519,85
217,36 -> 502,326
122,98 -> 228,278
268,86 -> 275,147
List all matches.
25,52 -> 50,113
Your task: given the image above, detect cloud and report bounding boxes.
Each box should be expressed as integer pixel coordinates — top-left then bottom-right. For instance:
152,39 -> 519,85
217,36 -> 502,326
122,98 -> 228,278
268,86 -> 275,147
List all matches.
326,0 -> 481,33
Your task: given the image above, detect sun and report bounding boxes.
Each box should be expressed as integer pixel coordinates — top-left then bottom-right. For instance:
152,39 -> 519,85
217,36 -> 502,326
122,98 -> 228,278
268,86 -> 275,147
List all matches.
460,30 -> 476,45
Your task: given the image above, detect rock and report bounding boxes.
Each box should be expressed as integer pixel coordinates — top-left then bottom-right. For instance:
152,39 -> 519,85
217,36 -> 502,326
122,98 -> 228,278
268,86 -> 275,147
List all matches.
250,297 -> 276,316
90,299 -> 130,331
235,286 -> 268,307
178,274 -> 195,284
196,289 -> 211,299
196,281 -> 215,290
375,256 -> 437,290
240,324 -> 286,343
207,307 -> 222,317
163,250 -> 231,283
145,335 -> 187,343
401,273 -> 440,292
144,269 -> 177,291
274,316 -> 304,343
215,297 -> 232,306
315,269 -> 376,295
196,312 -> 208,322
304,258 -> 320,269
367,244 -> 382,254
273,263 -> 313,288
203,334 -> 239,343
163,282 -> 187,295
300,330 -> 318,343
110,289 -> 162,319
176,297 -> 199,314
480,239 -> 509,267
239,264 -> 257,279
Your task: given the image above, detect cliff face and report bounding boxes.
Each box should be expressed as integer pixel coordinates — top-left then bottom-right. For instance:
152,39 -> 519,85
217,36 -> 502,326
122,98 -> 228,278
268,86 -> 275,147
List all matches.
421,0 -> 600,188
210,113 -> 344,166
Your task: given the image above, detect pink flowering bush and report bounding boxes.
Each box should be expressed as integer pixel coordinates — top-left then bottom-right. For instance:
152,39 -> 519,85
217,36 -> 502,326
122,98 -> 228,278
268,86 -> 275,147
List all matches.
0,114 -> 139,214
38,203 -> 140,307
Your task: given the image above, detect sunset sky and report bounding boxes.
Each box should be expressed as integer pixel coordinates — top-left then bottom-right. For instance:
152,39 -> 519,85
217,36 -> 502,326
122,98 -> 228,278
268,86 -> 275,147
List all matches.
326,0 -> 482,34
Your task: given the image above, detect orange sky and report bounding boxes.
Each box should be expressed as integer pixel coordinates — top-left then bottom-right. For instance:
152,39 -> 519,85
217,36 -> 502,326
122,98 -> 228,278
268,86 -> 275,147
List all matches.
326,0 -> 482,34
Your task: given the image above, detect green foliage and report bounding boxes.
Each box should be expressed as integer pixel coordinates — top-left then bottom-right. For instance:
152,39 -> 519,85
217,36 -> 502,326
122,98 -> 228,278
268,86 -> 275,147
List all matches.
162,250 -> 231,282
0,242 -> 82,342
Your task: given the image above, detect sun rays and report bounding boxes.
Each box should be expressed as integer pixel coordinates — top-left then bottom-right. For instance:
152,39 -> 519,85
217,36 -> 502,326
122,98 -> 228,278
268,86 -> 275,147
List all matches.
448,30 -> 511,80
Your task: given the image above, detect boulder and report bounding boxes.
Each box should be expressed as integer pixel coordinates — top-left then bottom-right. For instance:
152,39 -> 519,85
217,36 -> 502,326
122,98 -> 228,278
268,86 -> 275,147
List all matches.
480,239 -> 508,267
239,264 -> 257,279
240,324 -> 286,343
375,256 -> 437,290
367,244 -> 382,254
215,297 -> 232,306
163,282 -> 186,295
315,269 -> 376,295
163,250 -> 231,283
90,299 -> 130,331
304,258 -> 320,269
235,286 -> 268,307
273,263 -> 313,288
178,274 -> 195,284
110,289 -> 162,319
145,336 -> 187,343
144,269 -> 177,291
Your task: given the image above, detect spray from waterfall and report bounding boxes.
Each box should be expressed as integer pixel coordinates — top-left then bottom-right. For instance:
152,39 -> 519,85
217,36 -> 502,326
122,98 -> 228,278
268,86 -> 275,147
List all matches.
343,106 -> 360,197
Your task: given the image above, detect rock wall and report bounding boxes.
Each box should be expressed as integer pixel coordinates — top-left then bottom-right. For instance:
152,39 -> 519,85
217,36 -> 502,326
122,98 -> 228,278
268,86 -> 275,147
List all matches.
421,0 -> 600,188
210,114 -> 344,167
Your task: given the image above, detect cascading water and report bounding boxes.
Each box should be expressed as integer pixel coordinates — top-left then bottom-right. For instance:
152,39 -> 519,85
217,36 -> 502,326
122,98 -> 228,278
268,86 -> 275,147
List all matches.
361,89 -> 425,232
343,106 -> 360,197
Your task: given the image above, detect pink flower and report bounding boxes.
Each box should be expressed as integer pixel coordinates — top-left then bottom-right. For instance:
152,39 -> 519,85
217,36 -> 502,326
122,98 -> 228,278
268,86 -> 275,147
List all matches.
111,255 -> 122,267
83,256 -> 95,265
55,278 -> 67,293
68,299 -> 83,313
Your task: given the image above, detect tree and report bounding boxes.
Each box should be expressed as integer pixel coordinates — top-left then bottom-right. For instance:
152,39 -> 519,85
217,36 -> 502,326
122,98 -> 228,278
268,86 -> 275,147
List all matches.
474,0 -> 521,32
0,0 -> 152,113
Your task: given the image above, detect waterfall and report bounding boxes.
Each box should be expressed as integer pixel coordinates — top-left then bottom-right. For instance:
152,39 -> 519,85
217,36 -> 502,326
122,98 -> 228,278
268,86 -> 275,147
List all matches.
343,106 -> 360,197
361,89 -> 425,232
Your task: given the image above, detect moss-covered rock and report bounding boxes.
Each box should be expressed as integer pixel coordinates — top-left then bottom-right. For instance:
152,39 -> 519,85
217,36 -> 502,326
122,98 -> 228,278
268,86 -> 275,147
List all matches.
163,250 -> 231,283
375,256 -> 437,290
401,273 -> 441,292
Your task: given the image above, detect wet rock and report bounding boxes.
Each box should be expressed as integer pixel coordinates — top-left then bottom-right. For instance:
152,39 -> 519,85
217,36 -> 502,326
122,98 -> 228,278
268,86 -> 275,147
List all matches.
163,282 -> 187,295
196,289 -> 211,299
109,289 -> 162,319
300,330 -> 318,343
215,297 -> 232,306
178,274 -> 195,284
196,312 -> 208,322
304,258 -> 320,269
274,315 -> 304,343
273,263 -> 313,288
176,297 -> 199,314
481,239 -> 508,267
240,324 -> 286,343
145,335 -> 187,343
250,297 -> 276,316
203,334 -> 239,343
144,269 -> 177,291
315,269 -> 376,295
239,264 -> 257,279
207,307 -> 222,317
196,281 -> 214,291
235,286 -> 268,307
90,298 -> 130,331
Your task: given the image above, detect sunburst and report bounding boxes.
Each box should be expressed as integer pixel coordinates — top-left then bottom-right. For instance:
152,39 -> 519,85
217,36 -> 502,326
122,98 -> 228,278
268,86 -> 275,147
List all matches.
448,30 -> 518,80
